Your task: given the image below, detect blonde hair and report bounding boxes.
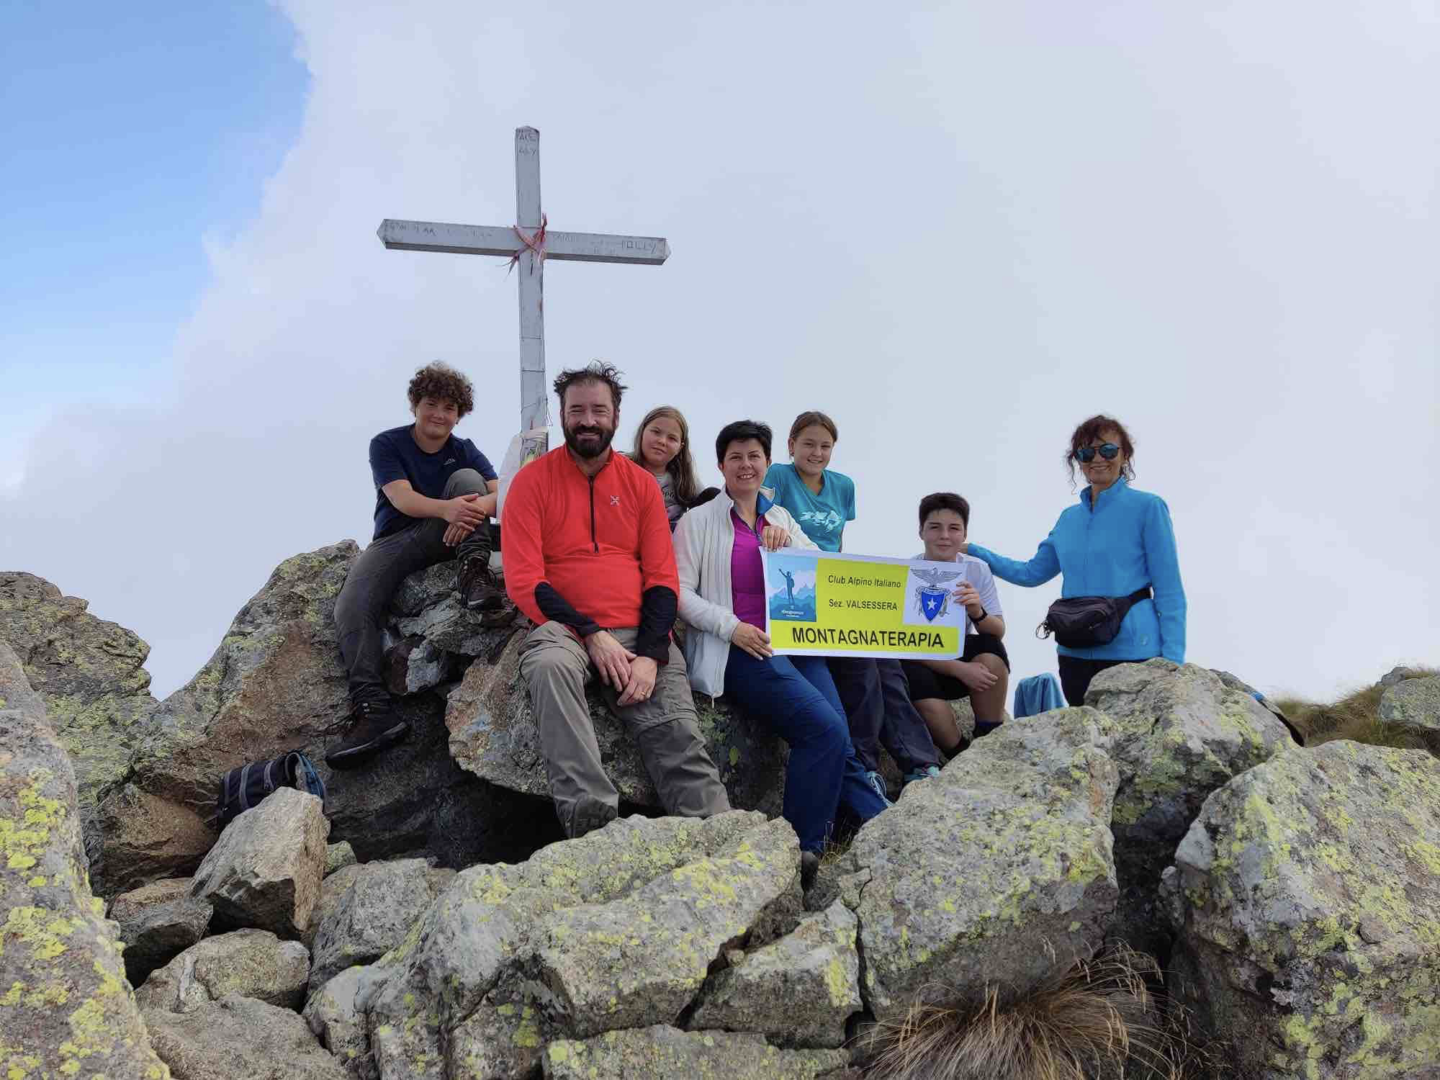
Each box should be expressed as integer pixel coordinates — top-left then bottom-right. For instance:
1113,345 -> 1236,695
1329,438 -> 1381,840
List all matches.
629,406 -> 701,508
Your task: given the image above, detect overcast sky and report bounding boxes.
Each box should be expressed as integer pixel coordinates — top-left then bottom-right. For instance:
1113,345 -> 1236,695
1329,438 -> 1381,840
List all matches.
2,1 -> 1436,702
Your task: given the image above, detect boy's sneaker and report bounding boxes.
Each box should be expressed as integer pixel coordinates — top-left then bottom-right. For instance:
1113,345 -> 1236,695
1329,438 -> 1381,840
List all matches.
902,764 -> 942,786
458,552 -> 503,612
863,769 -> 890,804
323,699 -> 409,768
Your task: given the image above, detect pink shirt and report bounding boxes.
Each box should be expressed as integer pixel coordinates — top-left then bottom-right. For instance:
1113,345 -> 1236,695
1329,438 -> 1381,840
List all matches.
730,508 -> 767,630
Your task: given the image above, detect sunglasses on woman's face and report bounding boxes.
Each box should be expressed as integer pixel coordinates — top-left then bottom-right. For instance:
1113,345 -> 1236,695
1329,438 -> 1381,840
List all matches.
1074,443 -> 1120,463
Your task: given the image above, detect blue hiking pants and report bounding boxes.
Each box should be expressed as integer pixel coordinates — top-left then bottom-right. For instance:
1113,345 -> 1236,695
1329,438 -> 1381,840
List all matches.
723,646 -> 888,852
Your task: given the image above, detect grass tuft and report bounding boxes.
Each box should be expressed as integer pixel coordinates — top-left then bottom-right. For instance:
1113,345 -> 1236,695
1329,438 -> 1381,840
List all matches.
858,945 -> 1218,1080
1275,666 -> 1438,760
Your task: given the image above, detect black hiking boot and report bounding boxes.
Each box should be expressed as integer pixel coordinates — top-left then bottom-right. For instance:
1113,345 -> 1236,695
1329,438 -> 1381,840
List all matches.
800,850 -> 820,891
323,698 -> 409,768
458,549 -> 504,612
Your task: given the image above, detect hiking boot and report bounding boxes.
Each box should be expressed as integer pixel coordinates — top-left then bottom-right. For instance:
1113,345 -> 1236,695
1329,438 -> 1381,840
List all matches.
800,850 -> 820,891
902,764 -> 942,786
324,699 -> 409,768
458,550 -> 503,612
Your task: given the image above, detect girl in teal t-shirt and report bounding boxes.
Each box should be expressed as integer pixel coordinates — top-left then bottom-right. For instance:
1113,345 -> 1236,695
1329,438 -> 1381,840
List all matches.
763,410 -> 943,791
762,412 -> 855,552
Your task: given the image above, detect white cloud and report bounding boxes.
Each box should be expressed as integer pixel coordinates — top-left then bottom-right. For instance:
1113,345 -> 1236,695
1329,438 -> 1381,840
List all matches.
3,0 -> 1437,700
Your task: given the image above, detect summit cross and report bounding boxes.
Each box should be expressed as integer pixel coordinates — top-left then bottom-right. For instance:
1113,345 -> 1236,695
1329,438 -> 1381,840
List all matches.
377,126 -> 671,433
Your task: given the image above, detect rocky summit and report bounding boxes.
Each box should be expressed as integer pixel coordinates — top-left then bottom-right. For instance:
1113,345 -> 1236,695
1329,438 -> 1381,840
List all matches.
2,547 -> 1437,1079
1163,740 -> 1440,1080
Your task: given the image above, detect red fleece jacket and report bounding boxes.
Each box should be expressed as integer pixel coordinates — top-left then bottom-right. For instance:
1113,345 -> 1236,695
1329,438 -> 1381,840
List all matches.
502,447 -> 679,654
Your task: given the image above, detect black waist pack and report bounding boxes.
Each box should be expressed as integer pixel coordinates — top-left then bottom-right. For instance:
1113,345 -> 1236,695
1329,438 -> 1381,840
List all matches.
215,752 -> 327,831
1038,587 -> 1153,649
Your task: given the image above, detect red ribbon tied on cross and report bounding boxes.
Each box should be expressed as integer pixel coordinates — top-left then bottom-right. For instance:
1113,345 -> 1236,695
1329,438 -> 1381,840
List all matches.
507,214 -> 548,275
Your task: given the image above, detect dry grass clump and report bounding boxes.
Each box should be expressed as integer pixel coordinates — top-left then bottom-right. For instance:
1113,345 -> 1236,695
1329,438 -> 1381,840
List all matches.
1274,666 -> 1438,759
859,945 -> 1217,1080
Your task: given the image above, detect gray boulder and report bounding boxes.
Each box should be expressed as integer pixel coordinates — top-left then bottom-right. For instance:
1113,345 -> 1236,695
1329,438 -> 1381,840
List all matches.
1163,740 -> 1440,1079
306,862 -> 364,951
109,876 -> 213,985
541,1026 -> 850,1079
326,840 -> 358,875
445,999 -> 546,1080
836,706 -> 1121,1022
0,570 -> 158,877
134,927 -> 311,1012
1084,660 -> 1292,951
1378,673 -> 1440,735
688,900 -> 861,1048
309,857 -> 454,991
190,785 -> 328,938
354,810 -> 800,1078
95,542 -> 553,896
0,641 -> 169,1077
1380,664 -> 1424,687
445,627 -> 787,817
145,994 -> 349,1079
304,966 -> 377,1080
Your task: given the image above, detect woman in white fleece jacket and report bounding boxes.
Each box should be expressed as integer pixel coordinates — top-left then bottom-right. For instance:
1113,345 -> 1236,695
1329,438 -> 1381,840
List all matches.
673,420 -> 888,876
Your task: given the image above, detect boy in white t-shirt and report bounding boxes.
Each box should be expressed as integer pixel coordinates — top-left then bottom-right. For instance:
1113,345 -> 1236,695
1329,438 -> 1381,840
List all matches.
899,492 -> 1010,755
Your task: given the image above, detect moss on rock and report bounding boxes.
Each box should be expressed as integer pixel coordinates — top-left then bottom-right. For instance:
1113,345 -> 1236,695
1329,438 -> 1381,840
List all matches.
1164,740 -> 1440,1079
0,641 -> 170,1077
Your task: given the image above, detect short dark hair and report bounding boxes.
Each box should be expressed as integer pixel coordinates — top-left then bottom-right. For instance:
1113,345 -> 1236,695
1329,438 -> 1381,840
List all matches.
918,492 -> 970,530
1065,414 -> 1136,487
553,361 -> 627,412
408,361 -> 474,418
715,420 -> 773,464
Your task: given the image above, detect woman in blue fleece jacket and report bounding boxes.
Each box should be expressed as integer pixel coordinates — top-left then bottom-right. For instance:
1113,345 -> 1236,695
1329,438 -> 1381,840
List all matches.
965,415 -> 1186,706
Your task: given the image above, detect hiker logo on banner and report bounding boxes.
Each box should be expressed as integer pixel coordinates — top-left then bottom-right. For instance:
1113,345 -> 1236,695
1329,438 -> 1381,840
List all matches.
762,550 -> 967,660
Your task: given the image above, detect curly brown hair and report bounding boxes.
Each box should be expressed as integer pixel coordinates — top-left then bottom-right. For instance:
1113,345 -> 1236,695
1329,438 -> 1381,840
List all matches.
407,361 -> 474,418
1065,414 -> 1136,488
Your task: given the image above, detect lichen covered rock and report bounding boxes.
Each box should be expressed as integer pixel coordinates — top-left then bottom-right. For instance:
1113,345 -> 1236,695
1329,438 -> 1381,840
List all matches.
308,857 -> 453,991
190,786 -> 329,939
1085,660 -> 1292,949
688,900 -> 861,1048
95,542 -> 546,896
1378,674 -> 1440,736
541,1025 -> 850,1079
0,641 -> 170,1078
134,928 -> 311,1013
445,628 -> 787,817
304,966 -> 377,1080
838,706 -> 1121,1021
109,876 -> 213,985
1163,740 -> 1440,1079
0,570 -> 158,875
326,840 -> 358,876
145,993 -> 348,1079
354,810 -> 800,1079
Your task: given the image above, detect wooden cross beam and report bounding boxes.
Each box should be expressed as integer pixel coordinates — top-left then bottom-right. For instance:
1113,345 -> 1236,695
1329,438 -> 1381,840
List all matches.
378,127 -> 671,433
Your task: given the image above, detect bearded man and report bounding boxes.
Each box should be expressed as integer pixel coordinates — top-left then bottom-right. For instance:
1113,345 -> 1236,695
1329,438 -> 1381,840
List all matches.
502,361 -> 731,837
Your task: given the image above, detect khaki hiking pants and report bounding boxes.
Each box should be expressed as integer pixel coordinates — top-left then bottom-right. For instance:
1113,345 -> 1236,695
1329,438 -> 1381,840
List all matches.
518,621 -> 731,838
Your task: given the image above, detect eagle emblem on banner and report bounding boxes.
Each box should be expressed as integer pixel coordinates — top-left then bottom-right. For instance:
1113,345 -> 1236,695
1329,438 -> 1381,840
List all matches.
912,567 -> 964,623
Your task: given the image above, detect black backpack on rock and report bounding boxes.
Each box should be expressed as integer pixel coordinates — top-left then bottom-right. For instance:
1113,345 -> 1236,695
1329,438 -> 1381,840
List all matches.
215,752 -> 327,830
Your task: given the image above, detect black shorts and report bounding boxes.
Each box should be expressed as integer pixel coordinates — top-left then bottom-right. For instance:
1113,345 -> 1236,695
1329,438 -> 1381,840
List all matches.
900,634 -> 1011,702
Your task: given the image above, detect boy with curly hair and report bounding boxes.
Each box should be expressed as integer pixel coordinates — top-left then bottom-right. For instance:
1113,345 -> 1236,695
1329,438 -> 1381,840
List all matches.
329,361 -> 501,766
